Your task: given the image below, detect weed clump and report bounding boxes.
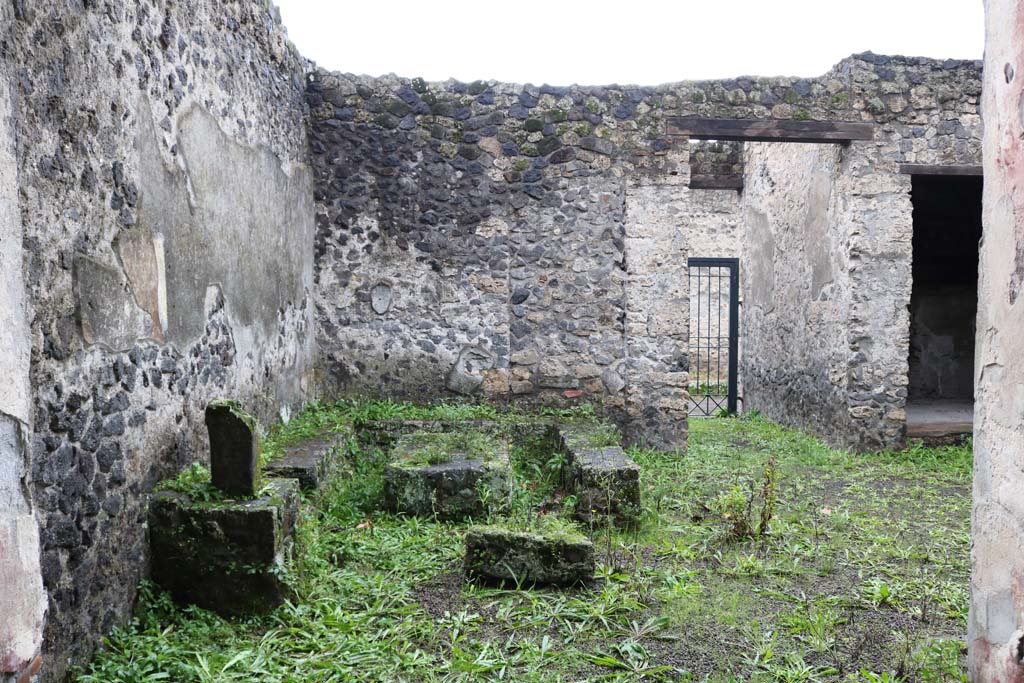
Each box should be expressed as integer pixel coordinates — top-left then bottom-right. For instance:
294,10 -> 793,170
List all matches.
712,455 -> 779,539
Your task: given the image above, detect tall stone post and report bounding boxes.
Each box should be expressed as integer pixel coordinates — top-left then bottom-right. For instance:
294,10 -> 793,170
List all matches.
971,1 -> 1024,679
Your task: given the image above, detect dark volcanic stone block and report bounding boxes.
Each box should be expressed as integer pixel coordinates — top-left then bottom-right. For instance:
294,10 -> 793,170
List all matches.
383,431 -> 510,520
464,526 -> 594,586
148,478 -> 299,615
558,425 -> 641,525
264,430 -> 349,491
205,402 -> 259,497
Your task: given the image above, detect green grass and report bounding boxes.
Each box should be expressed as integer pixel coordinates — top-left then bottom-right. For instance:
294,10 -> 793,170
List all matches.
75,402 -> 970,683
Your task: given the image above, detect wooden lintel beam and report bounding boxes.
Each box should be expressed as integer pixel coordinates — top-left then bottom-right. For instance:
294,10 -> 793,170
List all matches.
898,163 -> 983,177
689,175 -> 743,190
667,117 -> 875,144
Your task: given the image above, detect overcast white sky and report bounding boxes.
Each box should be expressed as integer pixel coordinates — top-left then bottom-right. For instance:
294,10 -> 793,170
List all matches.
275,0 -> 984,86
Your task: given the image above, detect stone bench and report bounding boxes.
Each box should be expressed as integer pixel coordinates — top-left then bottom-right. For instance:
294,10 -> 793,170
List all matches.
264,430 -> 349,492
383,431 -> 511,520
148,478 -> 300,616
464,526 -> 595,586
558,425 -> 641,526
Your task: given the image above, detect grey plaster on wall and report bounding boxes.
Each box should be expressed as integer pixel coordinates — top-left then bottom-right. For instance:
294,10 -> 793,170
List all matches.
446,345 -> 496,395
747,209 -> 774,307
137,103 -> 314,348
74,254 -> 155,351
805,169 -> 835,299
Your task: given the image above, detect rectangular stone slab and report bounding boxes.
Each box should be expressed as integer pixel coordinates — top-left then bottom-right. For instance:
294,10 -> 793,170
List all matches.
148,478 -> 299,616
464,526 -> 594,586
558,425 -> 641,525
264,430 -> 348,491
383,432 -> 510,520
356,418 -> 503,448
205,403 -> 259,497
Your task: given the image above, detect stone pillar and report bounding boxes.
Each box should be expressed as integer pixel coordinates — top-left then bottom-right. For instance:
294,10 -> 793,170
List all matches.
0,48 -> 46,683
622,153 -> 690,451
205,403 -> 260,498
970,1 -> 1024,679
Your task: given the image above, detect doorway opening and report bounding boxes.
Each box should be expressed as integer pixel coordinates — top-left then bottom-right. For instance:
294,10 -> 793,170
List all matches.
687,258 -> 740,417
906,174 -> 983,440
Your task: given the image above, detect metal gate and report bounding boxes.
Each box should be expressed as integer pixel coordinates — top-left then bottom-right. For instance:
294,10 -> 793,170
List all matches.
687,258 -> 739,416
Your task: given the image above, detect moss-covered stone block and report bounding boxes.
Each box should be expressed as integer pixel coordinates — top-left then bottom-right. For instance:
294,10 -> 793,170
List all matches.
464,526 -> 594,586
264,429 -> 350,492
148,478 -> 299,616
383,431 -> 510,520
355,419 -> 498,448
558,425 -> 641,525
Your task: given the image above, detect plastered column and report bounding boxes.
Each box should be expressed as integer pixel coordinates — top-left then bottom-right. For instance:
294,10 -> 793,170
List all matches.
970,1 -> 1024,679
0,46 -> 46,683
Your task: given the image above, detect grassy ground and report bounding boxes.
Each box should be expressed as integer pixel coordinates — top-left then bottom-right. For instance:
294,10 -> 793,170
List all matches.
76,402 -> 970,683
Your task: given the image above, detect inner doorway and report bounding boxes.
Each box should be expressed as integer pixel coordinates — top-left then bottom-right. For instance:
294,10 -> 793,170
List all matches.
906,174 -> 983,440
687,258 -> 739,416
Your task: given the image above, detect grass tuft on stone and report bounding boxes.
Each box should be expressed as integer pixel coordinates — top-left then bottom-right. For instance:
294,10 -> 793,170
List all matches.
393,430 -> 504,468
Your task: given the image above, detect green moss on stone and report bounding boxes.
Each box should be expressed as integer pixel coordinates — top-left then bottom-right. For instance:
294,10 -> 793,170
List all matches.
469,515 -> 587,544
394,430 -> 504,469
545,109 -> 568,123
524,118 -> 544,132
208,398 -> 258,434
387,100 -> 411,117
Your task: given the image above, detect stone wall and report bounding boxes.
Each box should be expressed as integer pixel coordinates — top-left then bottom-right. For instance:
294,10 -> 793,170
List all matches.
305,56 -> 896,445
309,54 -> 980,450
741,143 -> 855,441
0,7 -> 47,678
970,0 -> 1024,677
688,140 -> 743,179
1,2 -> 315,680
307,72 -> 704,448
739,55 -> 982,451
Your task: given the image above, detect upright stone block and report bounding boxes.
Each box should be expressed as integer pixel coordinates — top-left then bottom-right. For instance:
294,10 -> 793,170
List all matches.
205,402 -> 258,497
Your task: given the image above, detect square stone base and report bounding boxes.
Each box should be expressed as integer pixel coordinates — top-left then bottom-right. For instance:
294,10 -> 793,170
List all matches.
383,432 -> 511,520
558,425 -> 642,525
148,478 -> 300,615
